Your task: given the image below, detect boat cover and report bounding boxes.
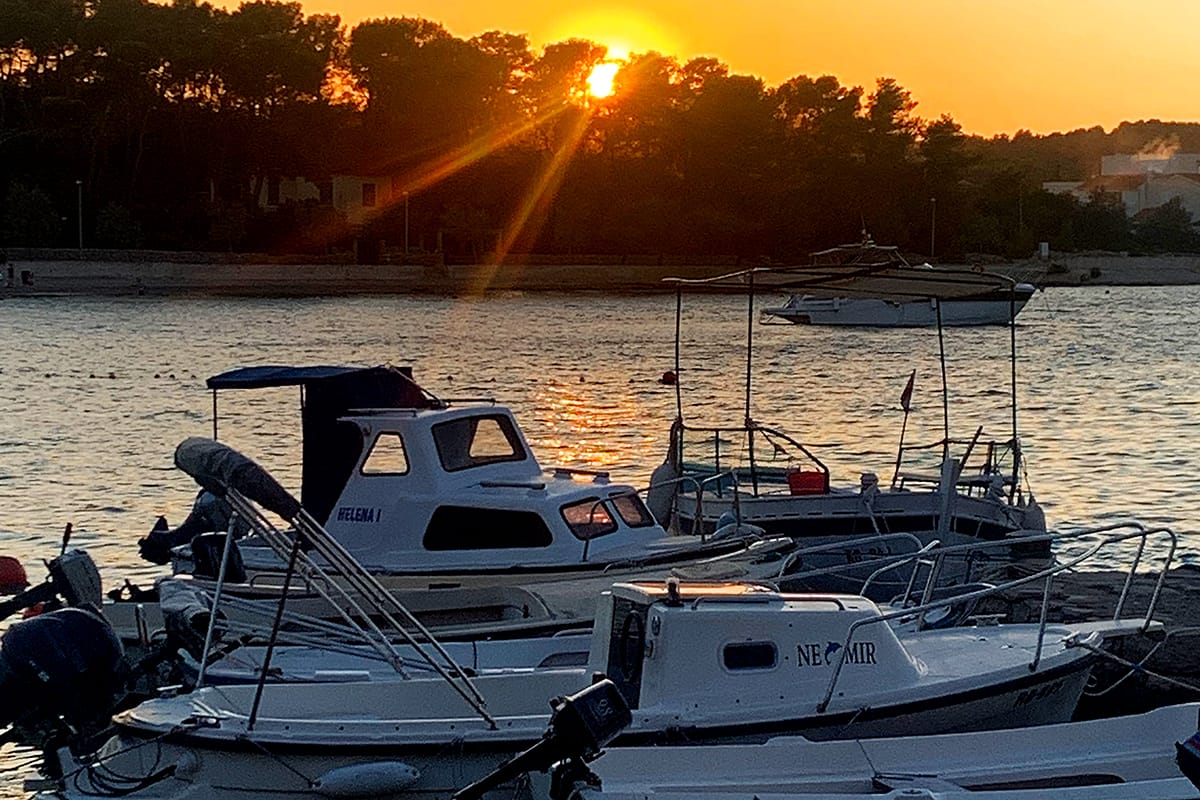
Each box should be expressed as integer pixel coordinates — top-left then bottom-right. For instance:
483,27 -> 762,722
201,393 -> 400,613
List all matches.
206,365 -> 374,390
174,437 -> 303,521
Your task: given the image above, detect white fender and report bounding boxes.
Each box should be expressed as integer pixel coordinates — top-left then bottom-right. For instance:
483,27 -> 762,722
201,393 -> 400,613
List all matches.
313,762 -> 421,797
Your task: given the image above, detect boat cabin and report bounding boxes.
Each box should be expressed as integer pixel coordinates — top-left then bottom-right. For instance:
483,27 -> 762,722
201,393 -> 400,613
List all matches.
587,582 -> 919,718
320,404 -> 667,570
205,365 -> 670,573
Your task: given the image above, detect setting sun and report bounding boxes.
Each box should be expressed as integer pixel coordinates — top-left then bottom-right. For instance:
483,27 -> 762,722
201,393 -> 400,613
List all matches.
587,62 -> 620,98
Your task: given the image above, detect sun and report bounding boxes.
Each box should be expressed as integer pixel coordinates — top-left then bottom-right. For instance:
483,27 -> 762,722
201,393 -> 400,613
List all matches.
587,62 -> 620,99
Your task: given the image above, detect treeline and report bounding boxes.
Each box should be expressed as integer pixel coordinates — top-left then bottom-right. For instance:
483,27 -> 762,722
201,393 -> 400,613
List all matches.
3,0 -> 1200,260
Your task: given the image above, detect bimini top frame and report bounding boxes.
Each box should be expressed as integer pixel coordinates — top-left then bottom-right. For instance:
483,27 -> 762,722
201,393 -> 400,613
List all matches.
663,263 -> 1025,500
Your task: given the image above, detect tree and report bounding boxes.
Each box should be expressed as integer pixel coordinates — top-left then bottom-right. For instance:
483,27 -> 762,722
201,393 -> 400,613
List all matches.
1132,197 -> 1200,253
219,2 -> 341,114
918,115 -> 969,257
0,181 -> 62,245
1071,191 -> 1131,252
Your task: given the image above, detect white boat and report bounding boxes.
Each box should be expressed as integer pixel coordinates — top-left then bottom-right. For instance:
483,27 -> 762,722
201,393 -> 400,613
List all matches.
45,569 -> 1159,800
116,366 -> 792,632
760,236 -> 1036,327
657,264 -> 1046,595
554,703 -> 1200,800
666,420 -> 1045,547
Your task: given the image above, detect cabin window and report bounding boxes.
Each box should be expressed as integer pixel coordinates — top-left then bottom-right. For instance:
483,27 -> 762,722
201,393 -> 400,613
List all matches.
432,415 -> 527,472
611,493 -> 656,528
561,498 -> 617,540
723,642 -> 778,671
361,432 -> 409,475
423,506 -> 553,550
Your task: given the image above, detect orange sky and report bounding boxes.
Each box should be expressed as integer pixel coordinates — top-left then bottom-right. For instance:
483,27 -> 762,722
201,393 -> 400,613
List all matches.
218,0 -> 1200,136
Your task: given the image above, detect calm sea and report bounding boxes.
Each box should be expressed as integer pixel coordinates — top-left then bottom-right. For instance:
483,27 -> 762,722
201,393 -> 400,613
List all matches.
2,284 -> 1199,794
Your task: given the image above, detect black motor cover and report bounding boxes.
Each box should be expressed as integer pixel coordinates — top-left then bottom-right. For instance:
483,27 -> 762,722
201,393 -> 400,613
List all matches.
0,606 -> 125,728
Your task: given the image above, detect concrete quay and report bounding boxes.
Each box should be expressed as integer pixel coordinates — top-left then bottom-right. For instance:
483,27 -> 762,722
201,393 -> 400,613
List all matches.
5,249 -> 1200,297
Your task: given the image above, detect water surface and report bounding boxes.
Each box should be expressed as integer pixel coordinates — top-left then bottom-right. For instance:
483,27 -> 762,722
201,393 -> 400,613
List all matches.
1,284 -> 1198,795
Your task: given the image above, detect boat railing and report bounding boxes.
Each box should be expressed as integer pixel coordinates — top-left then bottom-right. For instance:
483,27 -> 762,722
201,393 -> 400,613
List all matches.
891,432 -> 1019,498
771,532 -> 929,586
173,438 -> 497,729
895,522 -> 1176,622
610,470 -> 746,542
219,490 -> 497,726
674,420 -> 829,498
816,521 -> 1177,713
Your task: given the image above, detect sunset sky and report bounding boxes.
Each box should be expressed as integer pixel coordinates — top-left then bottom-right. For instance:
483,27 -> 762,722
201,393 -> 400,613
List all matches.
213,0 -> 1197,137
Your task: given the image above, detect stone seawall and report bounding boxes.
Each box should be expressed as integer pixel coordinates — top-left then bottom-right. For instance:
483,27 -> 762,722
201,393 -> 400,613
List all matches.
1039,254 -> 1200,287
5,250 -> 1200,296
1,257 -> 750,296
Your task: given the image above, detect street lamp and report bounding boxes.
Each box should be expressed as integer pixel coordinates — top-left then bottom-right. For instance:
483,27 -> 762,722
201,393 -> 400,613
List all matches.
404,192 -> 410,255
76,179 -> 83,249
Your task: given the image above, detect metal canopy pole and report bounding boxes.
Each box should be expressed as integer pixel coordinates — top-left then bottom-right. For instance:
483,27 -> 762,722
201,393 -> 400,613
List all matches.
674,286 -> 683,420
936,301 -> 949,460
1009,288 -> 1021,500
745,270 -> 758,495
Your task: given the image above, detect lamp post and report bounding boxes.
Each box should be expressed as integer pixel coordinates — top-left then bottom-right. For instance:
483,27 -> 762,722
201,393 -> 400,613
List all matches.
404,192 -> 410,255
929,197 -> 936,259
76,179 -> 83,249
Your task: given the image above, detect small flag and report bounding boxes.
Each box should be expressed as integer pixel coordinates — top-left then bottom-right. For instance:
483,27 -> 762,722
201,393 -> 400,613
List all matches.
900,369 -> 915,413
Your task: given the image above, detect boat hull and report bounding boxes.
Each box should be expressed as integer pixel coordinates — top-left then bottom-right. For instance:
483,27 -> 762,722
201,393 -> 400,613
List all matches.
764,290 -> 1034,327
48,657 -> 1095,800
578,703 -> 1200,800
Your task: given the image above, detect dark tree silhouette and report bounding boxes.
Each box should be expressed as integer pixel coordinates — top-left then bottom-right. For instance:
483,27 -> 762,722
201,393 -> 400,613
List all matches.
2,1 -> 1198,259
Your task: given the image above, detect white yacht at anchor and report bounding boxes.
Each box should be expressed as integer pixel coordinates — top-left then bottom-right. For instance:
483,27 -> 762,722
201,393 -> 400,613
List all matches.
761,235 -> 1036,327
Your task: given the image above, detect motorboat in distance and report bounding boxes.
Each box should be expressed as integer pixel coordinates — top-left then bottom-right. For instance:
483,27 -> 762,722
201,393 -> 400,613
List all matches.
761,235 -> 1036,327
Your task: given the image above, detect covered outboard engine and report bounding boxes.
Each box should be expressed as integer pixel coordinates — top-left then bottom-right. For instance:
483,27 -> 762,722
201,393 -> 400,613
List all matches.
0,606 -> 125,729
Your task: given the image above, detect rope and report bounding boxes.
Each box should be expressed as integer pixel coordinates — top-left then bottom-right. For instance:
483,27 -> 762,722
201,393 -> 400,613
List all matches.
1073,628 -> 1200,698
236,733 -> 316,787
68,734 -> 176,798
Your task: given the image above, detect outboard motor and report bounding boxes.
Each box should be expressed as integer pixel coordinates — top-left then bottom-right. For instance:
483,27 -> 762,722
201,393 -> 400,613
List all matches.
189,532 -> 247,583
138,489 -> 247,565
0,606 -> 125,730
451,678 -> 632,800
1177,729 -> 1200,790
0,549 -> 102,622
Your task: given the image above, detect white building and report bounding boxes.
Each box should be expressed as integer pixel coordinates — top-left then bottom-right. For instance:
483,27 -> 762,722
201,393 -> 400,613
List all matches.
1043,153 -> 1200,219
257,175 -> 398,226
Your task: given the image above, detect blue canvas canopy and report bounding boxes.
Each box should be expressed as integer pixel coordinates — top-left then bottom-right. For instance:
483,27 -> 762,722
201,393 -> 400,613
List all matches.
204,364 -> 437,523
206,365 -> 373,391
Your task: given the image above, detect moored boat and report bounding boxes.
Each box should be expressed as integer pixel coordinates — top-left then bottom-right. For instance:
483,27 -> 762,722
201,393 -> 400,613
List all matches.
44,575 -> 1151,800
760,235 -> 1036,327
553,702 -> 1200,800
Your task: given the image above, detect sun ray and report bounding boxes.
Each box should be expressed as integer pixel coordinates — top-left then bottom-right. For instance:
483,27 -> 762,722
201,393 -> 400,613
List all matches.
464,108 -> 596,297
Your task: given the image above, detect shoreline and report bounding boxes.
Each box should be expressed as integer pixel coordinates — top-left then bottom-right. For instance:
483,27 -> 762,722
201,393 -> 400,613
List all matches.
4,250 -> 1200,297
